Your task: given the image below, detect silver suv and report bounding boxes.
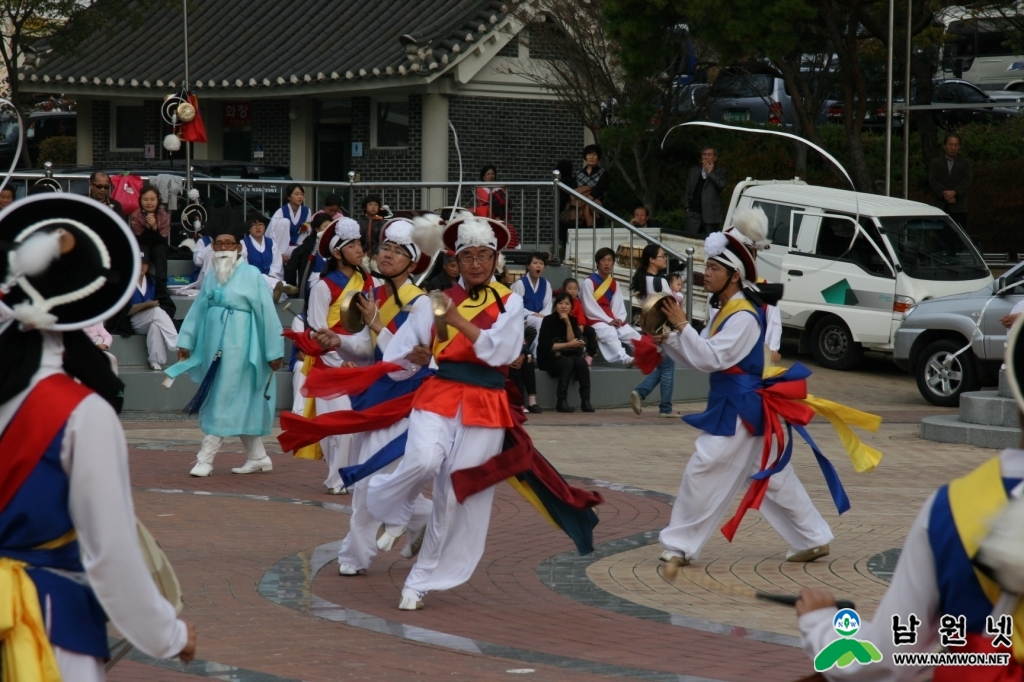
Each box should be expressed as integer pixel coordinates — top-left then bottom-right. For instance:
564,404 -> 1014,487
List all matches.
894,261 -> 1024,406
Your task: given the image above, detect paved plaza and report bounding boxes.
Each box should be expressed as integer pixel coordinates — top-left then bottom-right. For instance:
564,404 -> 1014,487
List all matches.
110,350 -> 988,681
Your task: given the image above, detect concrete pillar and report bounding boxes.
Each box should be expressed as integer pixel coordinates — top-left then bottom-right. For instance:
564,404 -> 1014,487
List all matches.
290,97 -> 314,180
196,98 -> 221,160
420,92 -> 449,210
76,98 -> 93,166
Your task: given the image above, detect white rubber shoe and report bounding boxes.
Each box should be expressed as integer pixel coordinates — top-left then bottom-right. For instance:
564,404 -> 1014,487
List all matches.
400,526 -> 427,559
630,390 -> 643,415
338,562 -> 365,576
189,461 -> 213,477
231,457 -> 273,474
376,524 -> 406,552
398,588 -> 424,611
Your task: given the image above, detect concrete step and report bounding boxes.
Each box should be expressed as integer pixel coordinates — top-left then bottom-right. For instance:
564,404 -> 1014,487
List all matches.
920,414 -> 1021,450
121,369 -> 294,412
999,368 -> 1013,399
167,259 -> 195,278
959,391 -> 1020,428
168,296 -> 302,323
530,365 -> 708,411
110,333 -> 295,369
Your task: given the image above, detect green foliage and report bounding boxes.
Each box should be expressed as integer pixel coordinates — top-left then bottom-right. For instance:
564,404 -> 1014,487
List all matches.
37,135 -> 76,165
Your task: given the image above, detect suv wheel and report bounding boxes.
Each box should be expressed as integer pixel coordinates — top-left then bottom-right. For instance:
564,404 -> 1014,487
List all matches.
810,315 -> 864,370
915,338 -> 979,407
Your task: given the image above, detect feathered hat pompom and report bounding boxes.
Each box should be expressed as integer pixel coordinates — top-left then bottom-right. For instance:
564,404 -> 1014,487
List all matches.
703,231 -> 729,259
411,213 -> 445,258
10,230 -> 63,279
163,134 -> 181,152
730,207 -> 770,251
496,251 -> 506,272
381,219 -> 420,261
456,218 -> 497,253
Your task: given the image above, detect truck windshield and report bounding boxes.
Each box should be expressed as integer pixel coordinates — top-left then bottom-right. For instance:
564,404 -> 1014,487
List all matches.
879,216 -> 988,281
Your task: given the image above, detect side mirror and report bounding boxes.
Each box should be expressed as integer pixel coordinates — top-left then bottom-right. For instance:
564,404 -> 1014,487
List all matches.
996,276 -> 1007,295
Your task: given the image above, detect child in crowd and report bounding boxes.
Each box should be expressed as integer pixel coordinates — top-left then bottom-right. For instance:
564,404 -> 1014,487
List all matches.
561,277 -> 599,364
668,272 -> 684,302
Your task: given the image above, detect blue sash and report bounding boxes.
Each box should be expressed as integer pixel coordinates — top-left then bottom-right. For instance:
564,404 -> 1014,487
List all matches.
244,235 -> 275,276
286,206 -> 310,246
130,276 -> 156,306
520,275 -> 548,314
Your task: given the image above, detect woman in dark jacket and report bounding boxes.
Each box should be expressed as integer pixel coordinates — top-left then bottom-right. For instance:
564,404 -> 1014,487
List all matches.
538,292 -> 593,413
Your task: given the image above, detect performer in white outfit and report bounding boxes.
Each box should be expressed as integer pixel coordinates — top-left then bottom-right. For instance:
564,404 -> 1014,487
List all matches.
365,216 -> 524,610
301,217 -> 371,494
510,252 -> 552,355
268,183 -> 312,260
128,248 -> 178,371
655,220 -> 844,569
580,247 -> 639,366
243,210 -> 298,302
797,318 -> 1024,680
308,218 -> 438,575
0,193 -> 195,681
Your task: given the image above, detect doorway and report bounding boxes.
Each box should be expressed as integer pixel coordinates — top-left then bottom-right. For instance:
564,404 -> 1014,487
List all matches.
316,125 -> 351,181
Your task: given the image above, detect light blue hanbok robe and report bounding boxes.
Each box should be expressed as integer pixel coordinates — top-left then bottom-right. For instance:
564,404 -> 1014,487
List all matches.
167,260 -> 284,436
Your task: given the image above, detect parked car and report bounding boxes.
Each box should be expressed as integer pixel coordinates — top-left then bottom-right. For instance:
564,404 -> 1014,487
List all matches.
894,260 -> 1024,406
930,79 -> 1019,127
0,110 -> 77,169
704,70 -> 836,128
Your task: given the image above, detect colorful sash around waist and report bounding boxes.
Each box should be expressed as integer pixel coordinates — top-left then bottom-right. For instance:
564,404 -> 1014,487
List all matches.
695,362 -> 883,541
435,361 -> 505,388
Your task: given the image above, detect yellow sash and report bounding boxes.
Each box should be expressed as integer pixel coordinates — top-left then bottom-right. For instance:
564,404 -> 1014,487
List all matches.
948,457 -> 1024,662
433,282 -> 511,357
593,274 -> 614,301
709,297 -> 758,336
371,283 -> 424,349
294,354 -> 324,460
0,530 -> 79,682
325,270 -> 365,329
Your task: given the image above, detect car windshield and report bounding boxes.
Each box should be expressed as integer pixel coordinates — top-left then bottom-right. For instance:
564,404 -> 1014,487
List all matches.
710,74 -> 772,99
0,119 -> 18,143
879,216 -> 989,281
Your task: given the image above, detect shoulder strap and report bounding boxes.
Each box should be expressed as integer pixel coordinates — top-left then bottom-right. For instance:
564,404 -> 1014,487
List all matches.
0,375 -> 93,511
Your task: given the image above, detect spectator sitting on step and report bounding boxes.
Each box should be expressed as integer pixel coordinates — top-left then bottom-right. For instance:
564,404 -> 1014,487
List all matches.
106,248 -> 179,371
314,193 -> 344,221
538,292 -> 593,413
580,247 -> 640,366
243,210 -> 299,302
128,184 -> 172,301
0,186 -> 14,210
82,322 -> 119,375
282,212 -> 335,294
560,277 -> 599,363
511,252 -> 552,355
424,251 -> 459,291
268,183 -> 311,263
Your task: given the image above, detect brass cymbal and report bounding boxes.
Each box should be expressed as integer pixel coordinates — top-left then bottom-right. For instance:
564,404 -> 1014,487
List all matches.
339,290 -> 367,334
638,291 -> 672,335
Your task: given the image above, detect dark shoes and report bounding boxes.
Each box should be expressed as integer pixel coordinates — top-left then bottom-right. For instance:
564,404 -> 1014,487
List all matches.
527,404 -> 543,414
556,399 -> 575,413
580,401 -> 595,412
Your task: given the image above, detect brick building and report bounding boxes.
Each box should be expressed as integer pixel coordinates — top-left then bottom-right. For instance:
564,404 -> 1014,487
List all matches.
21,0 -> 586,217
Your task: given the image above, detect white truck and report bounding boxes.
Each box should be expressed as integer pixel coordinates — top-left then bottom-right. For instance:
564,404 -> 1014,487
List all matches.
566,179 -> 992,370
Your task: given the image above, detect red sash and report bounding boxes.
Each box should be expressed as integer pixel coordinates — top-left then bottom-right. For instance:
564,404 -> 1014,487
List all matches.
0,375 -> 93,511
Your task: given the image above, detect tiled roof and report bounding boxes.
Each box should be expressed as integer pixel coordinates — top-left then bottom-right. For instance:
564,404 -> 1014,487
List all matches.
23,0 -> 514,91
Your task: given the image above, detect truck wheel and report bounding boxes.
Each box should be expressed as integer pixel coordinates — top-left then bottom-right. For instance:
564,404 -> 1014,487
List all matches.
915,338 -> 978,407
810,315 -> 864,371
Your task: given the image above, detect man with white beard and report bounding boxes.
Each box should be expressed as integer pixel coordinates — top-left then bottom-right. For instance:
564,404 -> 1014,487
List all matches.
165,224 -> 285,476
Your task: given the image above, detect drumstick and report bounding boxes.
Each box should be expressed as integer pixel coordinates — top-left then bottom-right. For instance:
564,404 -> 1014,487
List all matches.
658,564 -> 855,610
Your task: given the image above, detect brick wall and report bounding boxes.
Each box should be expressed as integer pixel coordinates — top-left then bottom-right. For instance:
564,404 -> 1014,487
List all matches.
251,99 -> 290,166
348,95 -> 423,213
92,99 -> 163,164
447,95 -> 581,246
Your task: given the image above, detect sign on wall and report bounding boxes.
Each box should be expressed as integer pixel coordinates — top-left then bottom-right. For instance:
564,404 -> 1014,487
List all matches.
253,142 -> 264,159
223,102 -> 253,128
352,141 -> 363,157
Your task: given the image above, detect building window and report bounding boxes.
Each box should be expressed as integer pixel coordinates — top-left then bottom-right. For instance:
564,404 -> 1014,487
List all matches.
110,101 -> 145,150
372,97 -> 409,149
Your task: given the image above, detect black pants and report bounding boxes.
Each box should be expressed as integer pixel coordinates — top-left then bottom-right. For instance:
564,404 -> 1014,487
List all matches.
511,359 -> 536,400
543,355 -> 591,402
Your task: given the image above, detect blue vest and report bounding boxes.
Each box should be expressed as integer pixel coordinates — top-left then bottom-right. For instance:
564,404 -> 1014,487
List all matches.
0,425 -> 109,657
130,276 -> 156,306
520,275 -> 548,314
244,235 -> 275,276
928,477 -> 1023,634
285,206 -> 311,246
683,304 -> 767,437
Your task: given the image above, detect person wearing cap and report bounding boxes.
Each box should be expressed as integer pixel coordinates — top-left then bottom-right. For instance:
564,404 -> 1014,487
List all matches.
305,217 -> 438,576
795,320 -> 1024,680
651,219 -> 886,570
424,250 -> 459,292
167,222 -> 285,477
580,247 -> 640,366
126,248 -> 179,371
0,194 -> 196,679
242,210 -> 299,302
295,217 -> 372,493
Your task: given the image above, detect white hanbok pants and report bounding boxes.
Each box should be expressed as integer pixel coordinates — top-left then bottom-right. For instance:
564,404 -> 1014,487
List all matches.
366,408 -> 504,596
591,321 -> 640,365
130,306 -> 178,366
317,394 -> 353,490
337,419 -> 433,571
659,416 -> 833,560
197,433 -> 268,463
55,646 -> 105,682
291,361 -> 306,414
